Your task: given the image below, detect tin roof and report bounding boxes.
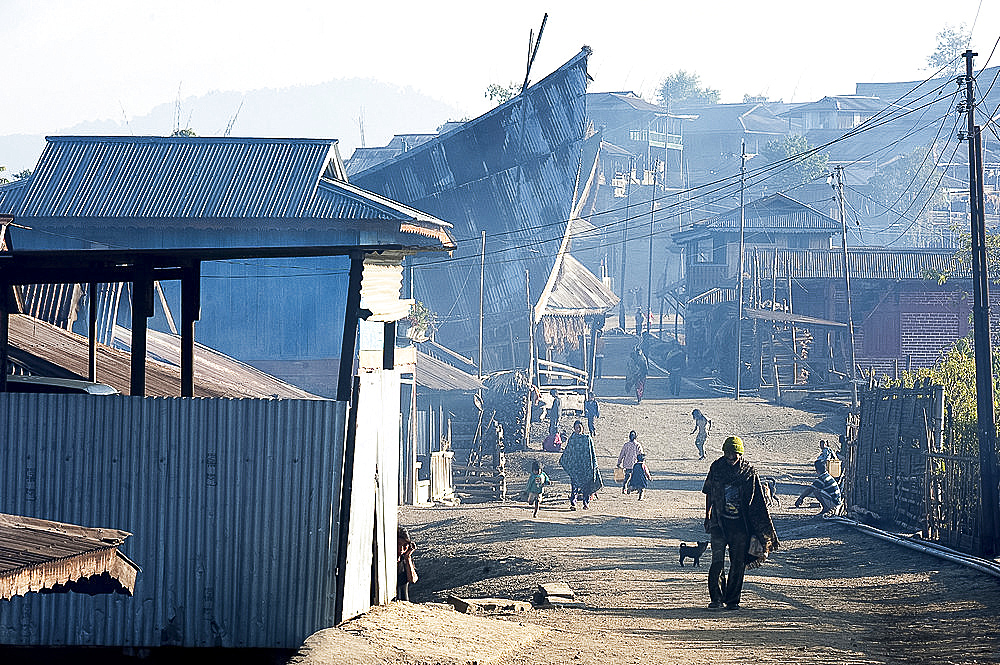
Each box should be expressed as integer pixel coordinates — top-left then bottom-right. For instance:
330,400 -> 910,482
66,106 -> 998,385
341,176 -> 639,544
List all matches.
412,351 -> 484,392
0,136 -> 454,252
349,49 -> 593,366
779,95 -> 896,116
676,102 -> 788,135
537,253 -> 619,317
0,512 -> 138,600
8,313 -> 322,398
346,134 -> 439,176
586,91 -> 672,115
674,193 -> 841,243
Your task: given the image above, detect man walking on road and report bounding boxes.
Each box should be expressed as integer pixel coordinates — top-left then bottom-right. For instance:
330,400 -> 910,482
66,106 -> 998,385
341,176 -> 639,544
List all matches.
702,436 -> 779,610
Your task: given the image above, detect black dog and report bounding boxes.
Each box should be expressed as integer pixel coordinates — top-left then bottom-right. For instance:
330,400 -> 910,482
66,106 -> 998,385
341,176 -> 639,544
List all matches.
679,541 -> 709,566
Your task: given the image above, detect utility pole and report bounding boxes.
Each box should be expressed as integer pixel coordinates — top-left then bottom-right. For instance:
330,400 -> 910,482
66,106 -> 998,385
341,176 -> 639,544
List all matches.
834,166 -> 858,410
647,161 -> 656,333
735,140 -> 748,400
619,156 -> 634,331
479,231 -> 486,379
963,49 -> 999,556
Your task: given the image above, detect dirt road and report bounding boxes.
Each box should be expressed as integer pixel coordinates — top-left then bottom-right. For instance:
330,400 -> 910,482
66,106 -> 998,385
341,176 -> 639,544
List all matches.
299,396 -> 1000,665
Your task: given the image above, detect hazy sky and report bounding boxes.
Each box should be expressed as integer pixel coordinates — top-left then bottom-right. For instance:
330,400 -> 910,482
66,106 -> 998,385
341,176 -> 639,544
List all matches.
3,0 -> 1000,137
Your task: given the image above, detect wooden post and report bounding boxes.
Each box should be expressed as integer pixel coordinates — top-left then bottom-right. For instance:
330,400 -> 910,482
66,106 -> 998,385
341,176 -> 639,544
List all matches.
88,283 -> 98,382
180,262 -> 201,397
772,355 -> 781,405
338,253 -> 366,402
0,280 -> 7,392
130,262 -> 154,397
524,271 -> 534,451
383,322 -> 396,369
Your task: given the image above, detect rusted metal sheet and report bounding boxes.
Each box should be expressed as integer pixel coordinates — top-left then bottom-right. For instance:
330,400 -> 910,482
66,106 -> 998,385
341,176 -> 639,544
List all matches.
0,513 -> 138,600
0,394 -> 348,647
8,313 -> 321,398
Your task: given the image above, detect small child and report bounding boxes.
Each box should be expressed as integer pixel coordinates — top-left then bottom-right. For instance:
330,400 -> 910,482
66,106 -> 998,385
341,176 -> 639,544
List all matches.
627,453 -> 652,500
526,460 -> 551,517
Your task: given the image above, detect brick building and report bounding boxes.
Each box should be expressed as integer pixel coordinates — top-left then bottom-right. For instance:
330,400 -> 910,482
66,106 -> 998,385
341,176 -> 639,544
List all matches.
674,193 -> 974,393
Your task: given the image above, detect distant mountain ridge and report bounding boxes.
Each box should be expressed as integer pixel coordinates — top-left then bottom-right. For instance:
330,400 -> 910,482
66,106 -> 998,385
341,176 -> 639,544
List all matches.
1,78 -> 464,174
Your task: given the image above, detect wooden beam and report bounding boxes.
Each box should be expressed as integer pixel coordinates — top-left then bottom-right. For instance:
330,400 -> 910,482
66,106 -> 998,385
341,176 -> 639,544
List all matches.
337,253 -> 366,402
0,280 -> 8,392
88,283 -> 98,382
130,263 -> 154,396
383,321 -> 395,370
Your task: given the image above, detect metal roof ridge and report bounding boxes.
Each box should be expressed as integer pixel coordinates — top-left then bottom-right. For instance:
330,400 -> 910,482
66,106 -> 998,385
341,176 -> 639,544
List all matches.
45,135 -> 339,144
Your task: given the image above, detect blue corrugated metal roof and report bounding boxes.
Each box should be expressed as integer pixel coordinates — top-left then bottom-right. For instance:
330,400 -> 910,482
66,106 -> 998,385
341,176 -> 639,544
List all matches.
0,136 -> 455,251
0,179 -> 29,211
350,49 -> 593,368
14,136 -> 337,219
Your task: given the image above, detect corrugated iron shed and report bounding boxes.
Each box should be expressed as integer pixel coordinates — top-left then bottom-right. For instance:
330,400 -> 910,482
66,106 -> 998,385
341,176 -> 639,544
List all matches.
0,136 -> 455,378
0,513 -> 138,600
349,49 -> 592,369
9,313 -> 321,398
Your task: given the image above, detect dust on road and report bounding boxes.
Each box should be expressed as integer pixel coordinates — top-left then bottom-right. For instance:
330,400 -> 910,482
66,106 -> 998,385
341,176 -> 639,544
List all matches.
298,396 -> 1000,665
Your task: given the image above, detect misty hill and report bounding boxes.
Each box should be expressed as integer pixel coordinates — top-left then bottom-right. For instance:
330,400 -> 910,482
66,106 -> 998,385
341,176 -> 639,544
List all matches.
0,78 -> 464,174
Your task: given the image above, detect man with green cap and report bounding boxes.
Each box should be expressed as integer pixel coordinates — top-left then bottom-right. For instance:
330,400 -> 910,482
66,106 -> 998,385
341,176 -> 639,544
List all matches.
702,435 -> 779,610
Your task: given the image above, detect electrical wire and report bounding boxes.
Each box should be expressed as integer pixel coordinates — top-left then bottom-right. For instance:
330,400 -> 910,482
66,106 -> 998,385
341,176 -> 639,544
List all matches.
6,59 -> 972,284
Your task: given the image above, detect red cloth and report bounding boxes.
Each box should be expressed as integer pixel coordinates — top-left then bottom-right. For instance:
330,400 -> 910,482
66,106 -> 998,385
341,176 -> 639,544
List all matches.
543,431 -> 563,452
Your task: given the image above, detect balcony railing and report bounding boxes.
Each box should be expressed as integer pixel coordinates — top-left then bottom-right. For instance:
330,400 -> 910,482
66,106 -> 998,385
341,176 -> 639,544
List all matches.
687,263 -> 732,296
628,129 -> 683,150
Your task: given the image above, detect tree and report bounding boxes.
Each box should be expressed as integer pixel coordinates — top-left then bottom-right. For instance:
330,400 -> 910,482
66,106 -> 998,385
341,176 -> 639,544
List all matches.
896,335 -> 1000,452
923,228 -> 1000,285
0,166 -> 29,185
868,146 -> 949,244
170,128 -> 197,137
485,82 -> 520,107
926,23 -> 970,77
656,70 -> 720,109
756,135 -> 829,191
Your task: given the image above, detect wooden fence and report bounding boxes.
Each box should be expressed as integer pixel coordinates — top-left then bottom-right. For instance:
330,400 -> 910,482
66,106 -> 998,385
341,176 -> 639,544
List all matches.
845,383 -> 982,553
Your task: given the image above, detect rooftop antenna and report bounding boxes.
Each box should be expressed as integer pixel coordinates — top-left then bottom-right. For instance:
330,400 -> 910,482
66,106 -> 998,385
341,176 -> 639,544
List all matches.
118,101 -> 133,136
521,13 -> 548,93
356,107 -> 366,148
224,99 -> 244,137
173,83 -> 183,134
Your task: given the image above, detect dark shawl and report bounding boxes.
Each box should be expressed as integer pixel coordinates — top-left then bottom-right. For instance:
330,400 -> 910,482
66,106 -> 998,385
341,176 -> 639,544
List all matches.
560,433 -> 604,496
703,456 -> 779,567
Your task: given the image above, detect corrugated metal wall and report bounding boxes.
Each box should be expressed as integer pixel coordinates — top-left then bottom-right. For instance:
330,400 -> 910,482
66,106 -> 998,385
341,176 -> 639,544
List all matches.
0,394 -> 349,648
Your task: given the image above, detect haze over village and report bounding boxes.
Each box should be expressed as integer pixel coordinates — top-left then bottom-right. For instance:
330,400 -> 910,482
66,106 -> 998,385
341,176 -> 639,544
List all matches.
4,2 -> 1000,664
